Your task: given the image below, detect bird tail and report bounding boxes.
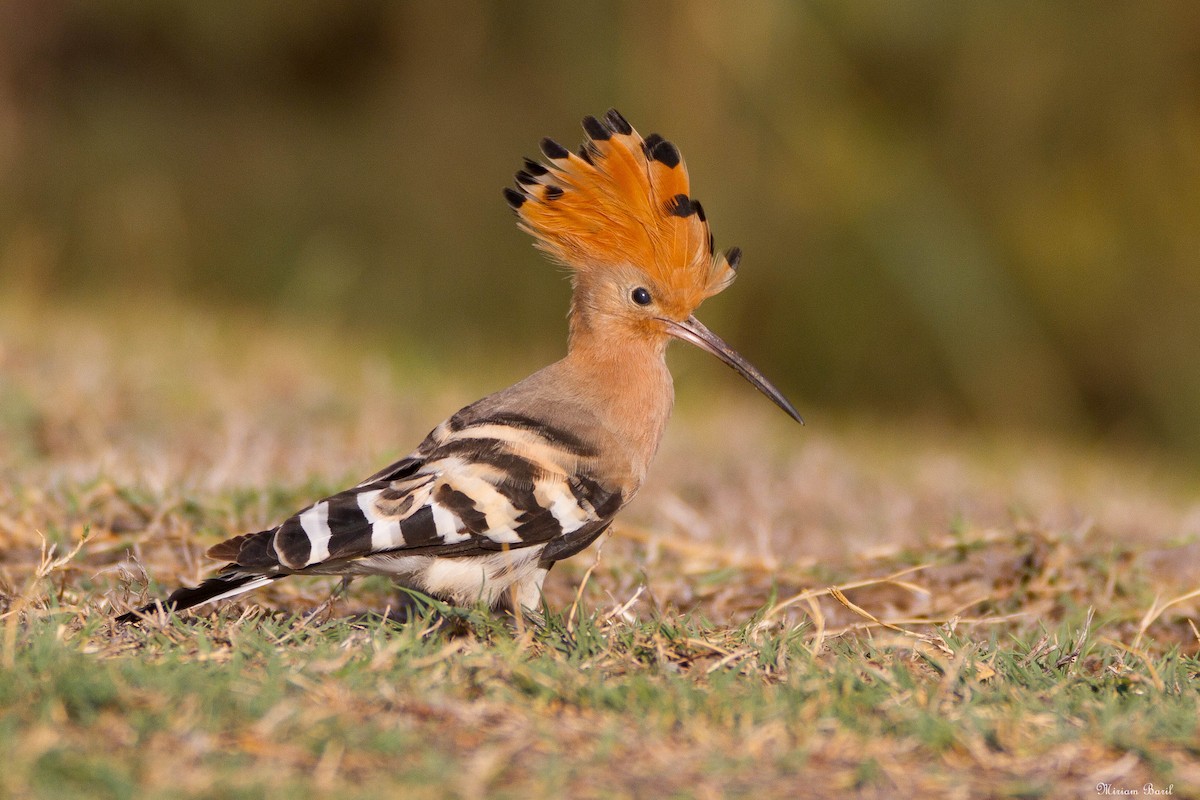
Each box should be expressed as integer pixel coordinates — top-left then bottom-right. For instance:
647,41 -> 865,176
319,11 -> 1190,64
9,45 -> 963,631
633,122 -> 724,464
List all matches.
115,570 -> 283,623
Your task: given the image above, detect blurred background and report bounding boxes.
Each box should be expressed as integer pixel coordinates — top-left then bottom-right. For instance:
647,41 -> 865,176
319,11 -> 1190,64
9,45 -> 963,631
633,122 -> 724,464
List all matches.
2,1 -> 1199,459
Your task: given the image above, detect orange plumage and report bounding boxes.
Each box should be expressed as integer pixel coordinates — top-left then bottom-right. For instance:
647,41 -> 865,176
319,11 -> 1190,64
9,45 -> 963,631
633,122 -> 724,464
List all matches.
504,109 -> 740,313
118,109 -> 800,625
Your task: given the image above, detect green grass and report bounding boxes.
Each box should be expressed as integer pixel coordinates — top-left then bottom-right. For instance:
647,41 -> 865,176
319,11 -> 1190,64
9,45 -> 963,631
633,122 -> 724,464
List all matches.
3,597 -> 1197,799
2,298 -> 1199,798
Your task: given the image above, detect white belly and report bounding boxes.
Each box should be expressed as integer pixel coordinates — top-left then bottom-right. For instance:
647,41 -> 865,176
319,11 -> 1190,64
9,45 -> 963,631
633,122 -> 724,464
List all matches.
350,546 -> 549,609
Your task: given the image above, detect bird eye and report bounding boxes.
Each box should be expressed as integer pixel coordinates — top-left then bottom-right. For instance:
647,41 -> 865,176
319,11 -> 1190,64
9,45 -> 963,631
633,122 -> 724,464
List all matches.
631,287 -> 652,306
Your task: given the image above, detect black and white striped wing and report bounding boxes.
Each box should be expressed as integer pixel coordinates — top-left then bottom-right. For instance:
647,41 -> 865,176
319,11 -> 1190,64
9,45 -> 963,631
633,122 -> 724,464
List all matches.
218,457 -> 622,575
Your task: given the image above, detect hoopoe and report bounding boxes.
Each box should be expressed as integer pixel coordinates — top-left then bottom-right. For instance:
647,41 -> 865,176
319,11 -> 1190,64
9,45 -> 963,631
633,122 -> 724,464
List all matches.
117,109 -> 801,623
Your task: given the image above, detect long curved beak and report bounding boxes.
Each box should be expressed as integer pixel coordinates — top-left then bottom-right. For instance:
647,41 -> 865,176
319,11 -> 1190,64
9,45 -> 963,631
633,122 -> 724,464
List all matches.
661,315 -> 804,424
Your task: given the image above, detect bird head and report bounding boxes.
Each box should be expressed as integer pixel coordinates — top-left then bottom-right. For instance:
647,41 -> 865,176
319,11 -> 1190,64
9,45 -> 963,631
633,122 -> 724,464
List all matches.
505,109 -> 802,424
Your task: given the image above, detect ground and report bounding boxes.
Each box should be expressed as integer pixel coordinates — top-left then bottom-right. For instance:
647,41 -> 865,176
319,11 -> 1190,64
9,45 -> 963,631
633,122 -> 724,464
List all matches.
1,296 -> 1198,799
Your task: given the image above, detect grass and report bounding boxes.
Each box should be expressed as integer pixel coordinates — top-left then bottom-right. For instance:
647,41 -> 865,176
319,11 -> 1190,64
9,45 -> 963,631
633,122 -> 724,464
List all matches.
1,296 -> 1199,798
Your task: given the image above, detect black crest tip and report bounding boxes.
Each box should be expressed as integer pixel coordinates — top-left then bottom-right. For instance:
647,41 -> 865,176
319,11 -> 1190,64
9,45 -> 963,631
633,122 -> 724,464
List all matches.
540,138 -> 569,160
692,200 -> 706,221
725,246 -> 742,270
582,115 -> 611,141
503,187 -> 526,209
642,133 -> 664,159
604,108 -> 633,135
667,193 -> 696,217
544,185 -> 564,201
522,157 -> 549,176
515,169 -> 538,186
650,139 -> 681,168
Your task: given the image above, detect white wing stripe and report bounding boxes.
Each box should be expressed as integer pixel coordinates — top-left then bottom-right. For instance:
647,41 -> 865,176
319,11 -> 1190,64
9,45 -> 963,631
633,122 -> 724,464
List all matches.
300,501 -> 332,565
535,479 -> 590,534
356,489 -> 383,521
371,519 -> 404,551
357,487 -> 416,551
199,576 -> 278,606
431,502 -> 466,541
484,525 -> 522,544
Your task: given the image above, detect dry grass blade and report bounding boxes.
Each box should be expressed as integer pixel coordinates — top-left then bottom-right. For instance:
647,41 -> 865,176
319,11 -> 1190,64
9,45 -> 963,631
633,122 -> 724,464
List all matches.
1053,607 -> 1094,671
803,593 -> 826,655
603,586 -> 645,624
1101,637 -> 1166,692
2,528 -> 92,668
1019,634 -> 1053,668
1132,587 -> 1200,650
567,535 -> 607,633
827,586 -> 948,654
705,647 -> 755,674
763,564 -> 932,621
821,612 -> 1027,640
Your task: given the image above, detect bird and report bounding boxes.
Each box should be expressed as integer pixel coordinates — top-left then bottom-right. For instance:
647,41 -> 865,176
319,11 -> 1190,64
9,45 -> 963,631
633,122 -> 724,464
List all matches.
116,108 -> 802,624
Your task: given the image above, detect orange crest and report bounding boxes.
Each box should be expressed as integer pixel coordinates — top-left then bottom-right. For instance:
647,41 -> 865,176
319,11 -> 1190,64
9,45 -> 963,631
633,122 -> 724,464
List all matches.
504,109 -> 741,303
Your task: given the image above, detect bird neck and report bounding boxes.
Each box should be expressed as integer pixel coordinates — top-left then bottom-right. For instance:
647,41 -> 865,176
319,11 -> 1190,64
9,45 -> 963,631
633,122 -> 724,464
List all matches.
563,315 -> 675,488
